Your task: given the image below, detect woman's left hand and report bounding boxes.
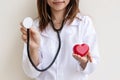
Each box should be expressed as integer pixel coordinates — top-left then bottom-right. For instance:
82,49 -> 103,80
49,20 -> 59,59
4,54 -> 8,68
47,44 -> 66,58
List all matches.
72,52 -> 92,69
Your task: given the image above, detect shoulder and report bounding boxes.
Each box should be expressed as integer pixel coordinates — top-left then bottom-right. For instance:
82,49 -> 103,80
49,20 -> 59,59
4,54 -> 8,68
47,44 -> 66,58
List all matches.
73,13 -> 95,33
75,13 -> 93,25
70,13 -> 93,26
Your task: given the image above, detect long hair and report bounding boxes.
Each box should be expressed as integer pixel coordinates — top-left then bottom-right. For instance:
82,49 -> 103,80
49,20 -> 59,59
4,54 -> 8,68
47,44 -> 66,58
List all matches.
37,0 -> 80,31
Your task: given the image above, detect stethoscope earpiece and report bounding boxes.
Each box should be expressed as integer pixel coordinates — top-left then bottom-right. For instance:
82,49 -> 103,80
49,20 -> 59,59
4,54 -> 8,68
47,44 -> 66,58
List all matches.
23,17 -> 33,29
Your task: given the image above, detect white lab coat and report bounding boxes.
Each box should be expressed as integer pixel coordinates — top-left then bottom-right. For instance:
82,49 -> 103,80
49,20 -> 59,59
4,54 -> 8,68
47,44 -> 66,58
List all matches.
22,13 -> 100,80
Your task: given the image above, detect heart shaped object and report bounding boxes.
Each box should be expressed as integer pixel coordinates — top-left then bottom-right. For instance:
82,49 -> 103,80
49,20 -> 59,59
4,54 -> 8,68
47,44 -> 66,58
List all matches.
73,44 -> 89,57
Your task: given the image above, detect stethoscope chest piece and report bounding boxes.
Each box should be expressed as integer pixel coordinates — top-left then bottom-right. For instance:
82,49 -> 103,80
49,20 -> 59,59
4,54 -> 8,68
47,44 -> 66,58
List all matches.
23,17 -> 33,28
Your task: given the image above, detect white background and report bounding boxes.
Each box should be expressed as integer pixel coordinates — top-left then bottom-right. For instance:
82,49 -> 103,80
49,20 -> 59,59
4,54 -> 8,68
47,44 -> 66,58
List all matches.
0,0 -> 120,80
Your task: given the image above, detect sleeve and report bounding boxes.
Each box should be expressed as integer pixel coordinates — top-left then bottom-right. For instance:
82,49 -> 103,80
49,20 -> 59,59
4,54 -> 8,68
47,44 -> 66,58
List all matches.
22,19 -> 43,79
79,16 -> 100,75
22,43 -> 41,78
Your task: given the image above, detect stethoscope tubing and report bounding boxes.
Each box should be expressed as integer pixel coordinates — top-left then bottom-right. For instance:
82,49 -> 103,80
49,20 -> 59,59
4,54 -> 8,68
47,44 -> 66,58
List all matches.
27,20 -> 63,72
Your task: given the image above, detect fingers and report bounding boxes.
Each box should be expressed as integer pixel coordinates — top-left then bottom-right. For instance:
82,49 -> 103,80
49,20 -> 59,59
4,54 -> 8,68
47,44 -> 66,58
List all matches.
20,22 -> 27,34
20,22 -> 27,43
73,54 -> 88,63
73,54 -> 80,61
87,52 -> 92,62
21,34 -> 27,43
73,52 -> 93,63
20,27 -> 27,35
19,22 -> 22,27
20,22 -> 37,35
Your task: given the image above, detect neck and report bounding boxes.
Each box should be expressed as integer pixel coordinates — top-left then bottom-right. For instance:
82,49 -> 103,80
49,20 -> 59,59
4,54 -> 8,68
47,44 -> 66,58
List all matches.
51,9 -> 65,23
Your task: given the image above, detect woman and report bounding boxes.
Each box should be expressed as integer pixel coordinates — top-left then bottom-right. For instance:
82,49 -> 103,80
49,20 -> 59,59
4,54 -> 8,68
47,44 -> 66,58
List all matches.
20,0 -> 100,80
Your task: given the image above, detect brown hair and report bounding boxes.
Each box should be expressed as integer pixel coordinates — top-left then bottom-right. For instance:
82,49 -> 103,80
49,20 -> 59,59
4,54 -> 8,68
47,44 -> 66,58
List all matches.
37,0 -> 80,31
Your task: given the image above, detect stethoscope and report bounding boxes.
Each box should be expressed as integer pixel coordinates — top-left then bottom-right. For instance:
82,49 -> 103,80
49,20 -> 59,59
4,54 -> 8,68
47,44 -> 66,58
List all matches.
22,7 -> 72,72
22,7 -> 91,72
23,18 -> 63,72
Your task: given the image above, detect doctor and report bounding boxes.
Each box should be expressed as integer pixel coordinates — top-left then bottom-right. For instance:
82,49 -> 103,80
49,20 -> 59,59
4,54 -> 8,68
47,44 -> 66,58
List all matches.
20,0 -> 100,80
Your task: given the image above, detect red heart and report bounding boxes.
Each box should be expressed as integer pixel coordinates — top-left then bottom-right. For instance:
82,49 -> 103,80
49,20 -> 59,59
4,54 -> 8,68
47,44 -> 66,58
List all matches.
73,44 -> 89,57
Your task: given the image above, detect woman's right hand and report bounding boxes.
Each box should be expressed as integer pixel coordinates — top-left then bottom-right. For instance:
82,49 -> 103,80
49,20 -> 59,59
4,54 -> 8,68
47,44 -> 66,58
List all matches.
20,23 -> 40,66
20,23 -> 40,50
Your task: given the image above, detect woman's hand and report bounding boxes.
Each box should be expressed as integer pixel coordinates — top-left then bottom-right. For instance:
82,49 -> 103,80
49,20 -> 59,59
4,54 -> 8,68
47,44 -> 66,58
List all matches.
73,52 -> 92,69
20,23 -> 40,50
20,23 -> 40,66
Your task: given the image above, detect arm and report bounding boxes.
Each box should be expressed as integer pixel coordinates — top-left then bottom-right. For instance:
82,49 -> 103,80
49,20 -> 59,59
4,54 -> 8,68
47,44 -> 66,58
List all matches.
20,19 -> 43,79
22,43 -> 42,79
79,16 -> 100,74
